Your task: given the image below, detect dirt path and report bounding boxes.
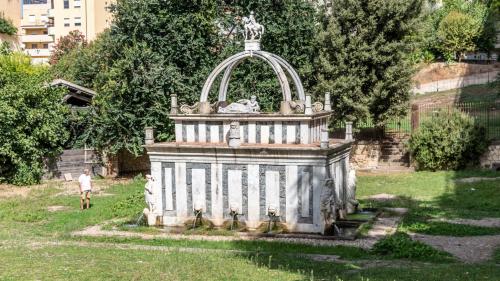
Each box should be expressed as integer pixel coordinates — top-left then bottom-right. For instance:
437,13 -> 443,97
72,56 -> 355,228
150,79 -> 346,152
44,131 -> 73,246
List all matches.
454,177 -> 500,184
0,179 -> 132,200
429,218 -> 500,228
410,233 -> 500,263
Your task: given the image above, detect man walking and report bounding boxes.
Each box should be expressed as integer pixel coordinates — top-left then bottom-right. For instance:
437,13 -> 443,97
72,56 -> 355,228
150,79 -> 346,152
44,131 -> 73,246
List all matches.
79,168 -> 92,210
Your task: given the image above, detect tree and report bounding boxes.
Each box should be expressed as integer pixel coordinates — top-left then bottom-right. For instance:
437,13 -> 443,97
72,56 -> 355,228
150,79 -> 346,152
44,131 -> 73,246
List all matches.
53,0 -> 318,156
0,15 -> 17,35
0,53 -> 68,185
438,11 -> 482,61
418,0 -> 492,61
49,30 -> 87,65
314,0 -> 423,124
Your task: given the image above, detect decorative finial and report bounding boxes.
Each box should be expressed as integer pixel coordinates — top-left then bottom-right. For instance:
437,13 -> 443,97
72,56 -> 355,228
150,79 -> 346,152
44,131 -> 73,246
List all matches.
242,12 -> 264,51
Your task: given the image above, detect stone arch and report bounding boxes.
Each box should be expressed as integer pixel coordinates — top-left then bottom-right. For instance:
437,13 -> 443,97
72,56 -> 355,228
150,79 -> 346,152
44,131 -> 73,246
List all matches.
200,51 -> 304,103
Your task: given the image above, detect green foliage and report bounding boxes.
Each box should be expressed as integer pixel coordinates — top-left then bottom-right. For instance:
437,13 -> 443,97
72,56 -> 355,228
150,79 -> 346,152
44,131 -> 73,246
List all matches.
111,181 -> 145,217
314,0 -> 423,124
437,11 -> 482,61
408,110 -> 488,171
53,0 -> 318,156
0,53 -> 69,185
49,30 -> 87,65
418,0 -> 493,61
0,41 -> 12,55
372,232 -> 453,261
400,208 -> 500,236
0,15 -> 17,35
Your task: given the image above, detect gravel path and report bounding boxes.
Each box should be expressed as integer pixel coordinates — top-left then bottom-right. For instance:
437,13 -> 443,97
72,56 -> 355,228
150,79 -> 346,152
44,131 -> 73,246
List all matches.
410,233 -> 500,263
454,177 -> 500,184
429,218 -> 500,228
72,209 -> 407,250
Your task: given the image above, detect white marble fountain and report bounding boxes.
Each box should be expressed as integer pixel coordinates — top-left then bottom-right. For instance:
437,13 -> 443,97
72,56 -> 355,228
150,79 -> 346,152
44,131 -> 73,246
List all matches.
144,13 -> 357,234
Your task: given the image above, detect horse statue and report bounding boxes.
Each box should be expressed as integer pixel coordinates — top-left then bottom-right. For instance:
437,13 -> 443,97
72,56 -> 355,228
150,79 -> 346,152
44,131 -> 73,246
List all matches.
242,12 -> 264,40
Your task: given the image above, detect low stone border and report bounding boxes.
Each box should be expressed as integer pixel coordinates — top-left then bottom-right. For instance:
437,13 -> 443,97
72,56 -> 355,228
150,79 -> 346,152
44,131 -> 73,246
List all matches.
72,208 -> 407,250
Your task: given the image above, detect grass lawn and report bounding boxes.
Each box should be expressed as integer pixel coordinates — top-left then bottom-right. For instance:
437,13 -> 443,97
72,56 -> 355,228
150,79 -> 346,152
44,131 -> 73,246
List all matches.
411,83 -> 499,104
0,170 -> 499,280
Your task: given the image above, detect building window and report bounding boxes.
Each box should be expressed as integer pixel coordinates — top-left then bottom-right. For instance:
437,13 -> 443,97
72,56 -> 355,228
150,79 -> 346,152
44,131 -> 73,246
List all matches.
74,17 -> 81,26
64,18 -> 70,27
29,14 -> 36,23
31,43 -> 38,49
74,0 -> 81,8
43,30 -> 48,35
64,0 -> 69,9
23,0 -> 48,4
43,44 -> 49,49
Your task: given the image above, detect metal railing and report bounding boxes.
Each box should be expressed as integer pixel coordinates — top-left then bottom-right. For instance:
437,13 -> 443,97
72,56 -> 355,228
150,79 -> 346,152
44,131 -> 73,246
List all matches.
332,101 -> 500,140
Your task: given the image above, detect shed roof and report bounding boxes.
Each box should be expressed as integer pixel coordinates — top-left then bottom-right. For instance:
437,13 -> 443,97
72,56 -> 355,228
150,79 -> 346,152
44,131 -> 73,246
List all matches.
51,79 -> 96,106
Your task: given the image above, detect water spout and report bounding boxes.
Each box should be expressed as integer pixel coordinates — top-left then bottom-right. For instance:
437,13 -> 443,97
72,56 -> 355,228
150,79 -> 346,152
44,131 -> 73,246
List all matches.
135,213 -> 145,226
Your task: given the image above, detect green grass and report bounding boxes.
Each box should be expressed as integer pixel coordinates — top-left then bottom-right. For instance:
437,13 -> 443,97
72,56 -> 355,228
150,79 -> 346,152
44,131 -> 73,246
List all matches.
494,247 -> 500,264
412,83 -> 499,103
359,170 -> 500,237
1,171 -> 500,280
372,233 -> 454,262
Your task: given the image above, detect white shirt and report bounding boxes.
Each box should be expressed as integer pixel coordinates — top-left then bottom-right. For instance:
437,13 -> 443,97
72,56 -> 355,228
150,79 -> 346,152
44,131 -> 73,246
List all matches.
78,174 -> 92,191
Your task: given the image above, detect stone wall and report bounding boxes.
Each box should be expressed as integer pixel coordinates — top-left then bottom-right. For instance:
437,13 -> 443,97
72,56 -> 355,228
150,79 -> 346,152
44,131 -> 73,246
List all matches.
349,141 -> 381,170
118,150 -> 151,176
480,141 -> 500,170
349,137 -> 411,170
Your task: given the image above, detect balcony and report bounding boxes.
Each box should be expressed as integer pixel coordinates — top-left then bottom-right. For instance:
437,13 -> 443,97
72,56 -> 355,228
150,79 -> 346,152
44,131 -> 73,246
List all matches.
24,48 -> 51,57
21,34 -> 53,43
21,20 -> 49,28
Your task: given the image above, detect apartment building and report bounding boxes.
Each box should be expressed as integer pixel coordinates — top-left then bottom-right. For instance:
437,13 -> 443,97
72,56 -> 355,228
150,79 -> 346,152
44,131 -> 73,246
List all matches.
20,0 -> 52,63
0,0 -> 22,50
0,0 -> 113,63
49,0 -> 114,42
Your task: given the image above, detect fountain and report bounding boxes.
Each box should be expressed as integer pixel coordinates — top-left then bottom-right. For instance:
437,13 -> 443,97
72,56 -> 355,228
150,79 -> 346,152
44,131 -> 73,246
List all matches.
143,12 -> 357,235
191,202 -> 204,229
266,206 -> 280,233
228,204 -> 243,231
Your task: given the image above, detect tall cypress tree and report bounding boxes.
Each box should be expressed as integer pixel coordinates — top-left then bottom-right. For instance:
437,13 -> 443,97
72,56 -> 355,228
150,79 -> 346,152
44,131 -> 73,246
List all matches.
314,0 -> 423,124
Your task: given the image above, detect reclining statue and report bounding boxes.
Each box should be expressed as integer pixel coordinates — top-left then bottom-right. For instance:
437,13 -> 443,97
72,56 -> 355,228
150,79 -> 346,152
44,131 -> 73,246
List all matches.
218,95 -> 260,114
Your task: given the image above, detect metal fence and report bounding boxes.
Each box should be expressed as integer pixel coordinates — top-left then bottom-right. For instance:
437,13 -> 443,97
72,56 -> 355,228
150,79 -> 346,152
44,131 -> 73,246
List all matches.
412,71 -> 498,94
332,101 -> 500,140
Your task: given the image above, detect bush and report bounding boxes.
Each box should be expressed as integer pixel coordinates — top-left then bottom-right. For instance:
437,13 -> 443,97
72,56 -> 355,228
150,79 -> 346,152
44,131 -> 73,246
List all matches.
0,53 -> 69,185
372,232 -> 452,262
408,110 -> 488,171
0,15 -> 17,35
